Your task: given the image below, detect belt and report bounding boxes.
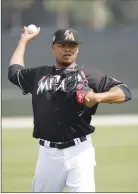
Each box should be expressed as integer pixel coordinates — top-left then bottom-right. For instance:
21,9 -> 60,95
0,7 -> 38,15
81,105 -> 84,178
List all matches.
39,136 -> 87,149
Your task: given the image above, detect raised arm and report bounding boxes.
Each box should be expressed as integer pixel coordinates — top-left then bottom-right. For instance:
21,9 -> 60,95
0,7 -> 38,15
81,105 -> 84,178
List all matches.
8,26 -> 40,94
10,26 -> 40,66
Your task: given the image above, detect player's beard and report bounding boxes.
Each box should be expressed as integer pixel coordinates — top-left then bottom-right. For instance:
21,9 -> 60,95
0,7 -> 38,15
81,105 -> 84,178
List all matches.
56,58 -> 76,68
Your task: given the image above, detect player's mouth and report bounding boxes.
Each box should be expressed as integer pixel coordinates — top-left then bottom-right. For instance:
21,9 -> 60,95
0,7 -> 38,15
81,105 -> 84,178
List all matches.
63,53 -> 72,59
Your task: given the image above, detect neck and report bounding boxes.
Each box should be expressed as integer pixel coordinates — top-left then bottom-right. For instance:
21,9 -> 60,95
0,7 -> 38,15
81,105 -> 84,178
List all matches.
55,61 -> 77,69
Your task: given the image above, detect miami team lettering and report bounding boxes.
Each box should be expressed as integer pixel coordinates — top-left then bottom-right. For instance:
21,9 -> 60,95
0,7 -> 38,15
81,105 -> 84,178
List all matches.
37,75 -> 66,95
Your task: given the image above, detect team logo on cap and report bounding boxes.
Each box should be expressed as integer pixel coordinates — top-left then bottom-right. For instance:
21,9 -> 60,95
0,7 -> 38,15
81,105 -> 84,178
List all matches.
64,30 -> 75,41
53,35 -> 55,42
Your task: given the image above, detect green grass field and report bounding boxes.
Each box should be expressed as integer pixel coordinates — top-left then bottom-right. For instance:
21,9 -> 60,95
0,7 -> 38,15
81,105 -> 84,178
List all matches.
2,126 -> 138,192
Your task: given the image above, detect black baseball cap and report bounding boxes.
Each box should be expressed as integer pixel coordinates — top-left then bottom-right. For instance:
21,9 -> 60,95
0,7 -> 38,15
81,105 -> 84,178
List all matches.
52,29 -> 81,45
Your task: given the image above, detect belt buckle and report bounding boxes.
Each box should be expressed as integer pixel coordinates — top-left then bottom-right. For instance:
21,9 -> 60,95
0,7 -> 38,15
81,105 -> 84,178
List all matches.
55,142 -> 63,149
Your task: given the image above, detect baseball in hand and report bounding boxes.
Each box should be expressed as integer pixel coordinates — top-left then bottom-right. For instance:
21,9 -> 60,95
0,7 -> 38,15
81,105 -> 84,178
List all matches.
27,24 -> 38,34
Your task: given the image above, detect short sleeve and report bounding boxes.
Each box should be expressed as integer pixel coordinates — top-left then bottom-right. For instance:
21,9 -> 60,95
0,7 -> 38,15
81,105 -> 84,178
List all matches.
86,69 -> 123,93
98,75 -> 124,92
8,64 -> 37,94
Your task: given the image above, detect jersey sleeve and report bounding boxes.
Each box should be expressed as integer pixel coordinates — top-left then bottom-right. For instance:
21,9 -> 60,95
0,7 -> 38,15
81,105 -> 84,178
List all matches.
8,64 -> 37,94
98,74 -> 124,92
86,69 -> 125,93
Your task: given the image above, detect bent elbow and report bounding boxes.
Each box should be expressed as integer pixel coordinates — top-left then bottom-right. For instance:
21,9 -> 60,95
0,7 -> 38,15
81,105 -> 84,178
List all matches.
8,67 -> 13,82
118,84 -> 132,102
8,64 -> 21,84
125,90 -> 132,102
8,66 -> 16,83
122,86 -> 132,102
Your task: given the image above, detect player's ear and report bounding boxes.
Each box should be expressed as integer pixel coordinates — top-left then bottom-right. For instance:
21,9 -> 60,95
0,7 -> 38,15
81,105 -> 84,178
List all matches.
51,44 -> 55,53
76,45 -> 80,54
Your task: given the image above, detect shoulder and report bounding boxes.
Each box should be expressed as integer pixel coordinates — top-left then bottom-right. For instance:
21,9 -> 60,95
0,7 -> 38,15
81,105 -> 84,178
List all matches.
82,68 -> 106,92
33,65 -> 54,74
34,65 -> 53,70
9,64 -> 52,72
84,68 -> 106,82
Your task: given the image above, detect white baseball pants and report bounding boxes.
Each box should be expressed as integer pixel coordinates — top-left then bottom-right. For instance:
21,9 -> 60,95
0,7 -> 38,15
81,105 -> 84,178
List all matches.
32,135 -> 96,192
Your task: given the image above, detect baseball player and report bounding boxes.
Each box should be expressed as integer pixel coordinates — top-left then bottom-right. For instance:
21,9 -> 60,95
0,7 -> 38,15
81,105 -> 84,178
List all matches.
8,26 -> 132,192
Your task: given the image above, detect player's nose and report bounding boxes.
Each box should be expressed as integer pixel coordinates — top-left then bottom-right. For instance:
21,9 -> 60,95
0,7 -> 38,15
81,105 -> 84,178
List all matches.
64,46 -> 70,52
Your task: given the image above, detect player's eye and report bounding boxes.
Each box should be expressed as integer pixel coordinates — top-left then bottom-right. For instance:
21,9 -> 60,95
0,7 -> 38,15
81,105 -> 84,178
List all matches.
58,44 -> 64,48
69,45 -> 73,48
69,44 -> 77,48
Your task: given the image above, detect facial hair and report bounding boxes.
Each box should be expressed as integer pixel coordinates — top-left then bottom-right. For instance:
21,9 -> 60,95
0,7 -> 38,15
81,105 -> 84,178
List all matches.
56,59 -> 76,68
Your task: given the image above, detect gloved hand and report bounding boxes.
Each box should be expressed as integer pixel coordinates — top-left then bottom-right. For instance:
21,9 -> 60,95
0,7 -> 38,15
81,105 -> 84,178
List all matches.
62,69 -> 92,105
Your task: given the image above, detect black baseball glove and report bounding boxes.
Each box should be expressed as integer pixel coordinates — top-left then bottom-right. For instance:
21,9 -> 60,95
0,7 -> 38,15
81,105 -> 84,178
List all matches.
61,69 -> 92,105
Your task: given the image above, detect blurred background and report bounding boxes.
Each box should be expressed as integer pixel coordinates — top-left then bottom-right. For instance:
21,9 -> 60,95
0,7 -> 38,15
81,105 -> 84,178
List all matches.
2,0 -> 138,192
2,0 -> 138,116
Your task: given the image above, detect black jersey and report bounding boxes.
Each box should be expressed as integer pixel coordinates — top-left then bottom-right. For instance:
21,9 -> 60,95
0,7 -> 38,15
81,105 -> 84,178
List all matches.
8,64 -> 130,142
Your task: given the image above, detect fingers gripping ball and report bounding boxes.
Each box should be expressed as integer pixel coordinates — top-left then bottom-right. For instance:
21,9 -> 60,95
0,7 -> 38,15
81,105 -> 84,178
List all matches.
27,24 -> 38,34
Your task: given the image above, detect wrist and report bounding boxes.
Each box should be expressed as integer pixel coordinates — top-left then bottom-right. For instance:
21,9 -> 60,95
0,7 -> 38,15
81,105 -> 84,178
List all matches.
18,39 -> 28,46
84,91 -> 98,107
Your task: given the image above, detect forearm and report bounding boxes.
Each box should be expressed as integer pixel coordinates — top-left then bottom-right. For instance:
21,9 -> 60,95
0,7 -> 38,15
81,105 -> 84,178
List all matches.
10,26 -> 40,66
95,86 -> 125,103
9,40 -> 26,66
85,86 -> 131,107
